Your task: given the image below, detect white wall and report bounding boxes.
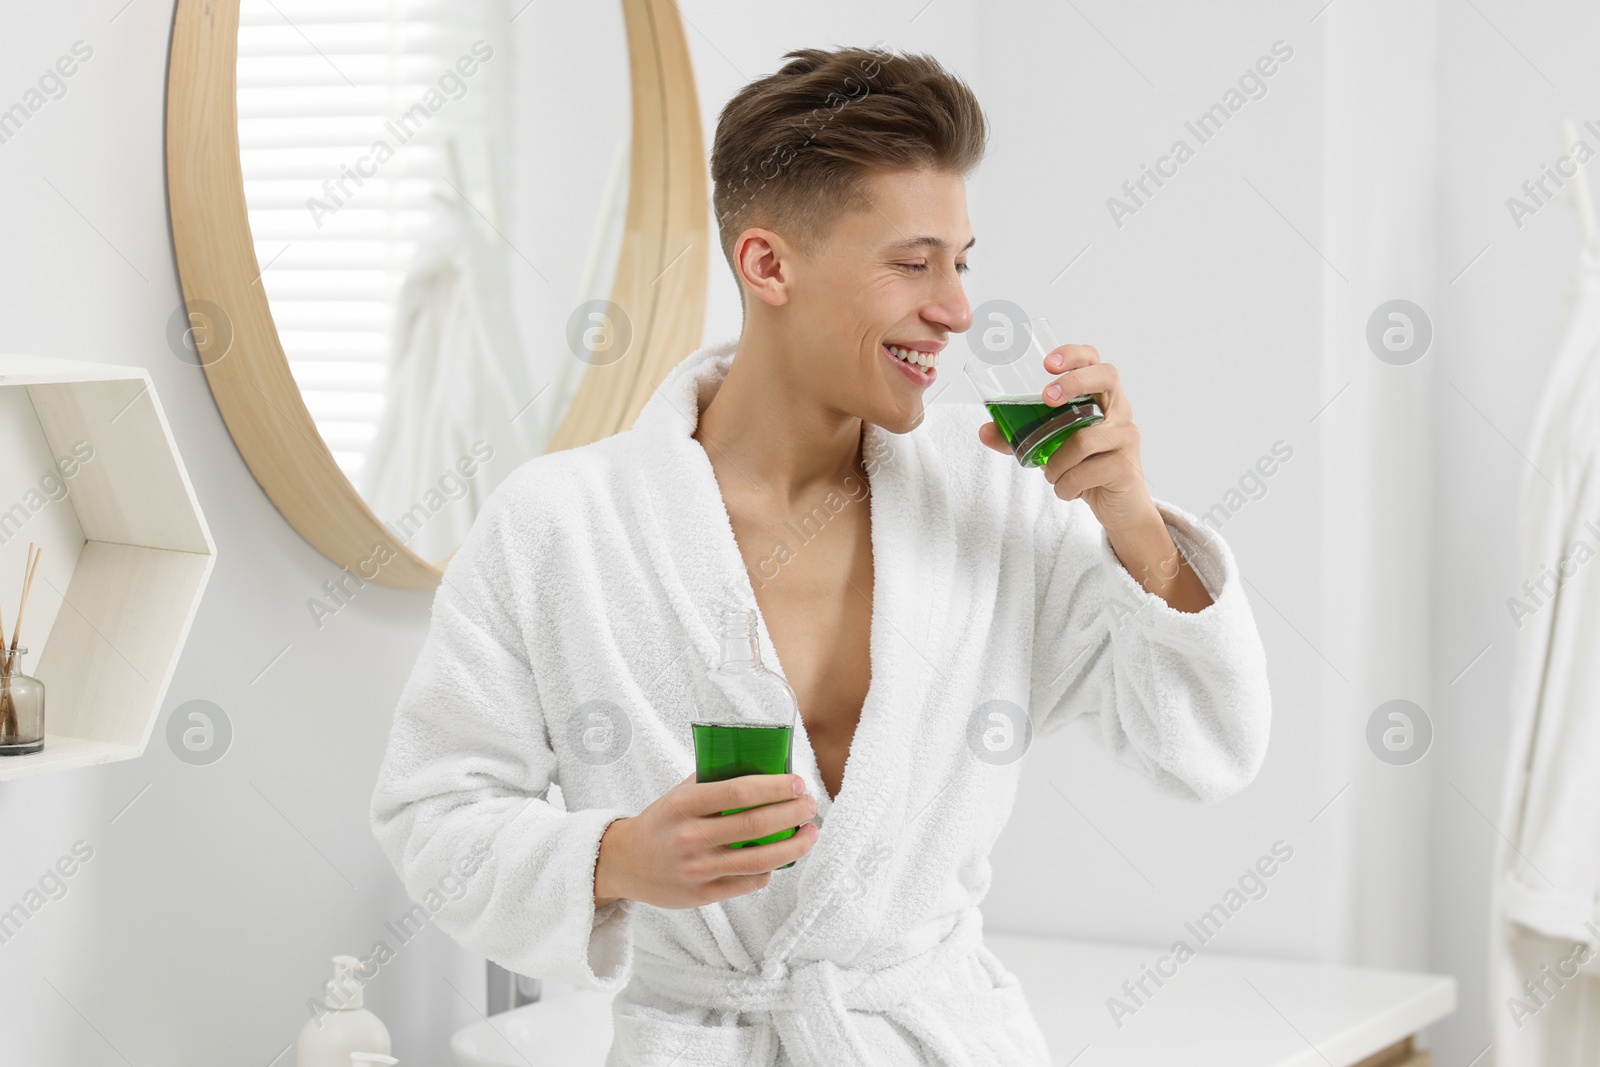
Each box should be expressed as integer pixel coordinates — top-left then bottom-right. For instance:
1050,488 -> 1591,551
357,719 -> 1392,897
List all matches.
967,0 -> 1330,963
0,5 -> 495,1063
0,0 -> 1526,1062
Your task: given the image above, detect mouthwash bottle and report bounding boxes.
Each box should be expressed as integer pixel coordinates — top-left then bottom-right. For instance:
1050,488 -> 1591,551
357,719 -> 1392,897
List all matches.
691,609 -> 801,866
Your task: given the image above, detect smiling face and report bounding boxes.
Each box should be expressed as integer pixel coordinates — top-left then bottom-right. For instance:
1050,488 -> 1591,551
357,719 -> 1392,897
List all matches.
738,166 -> 976,434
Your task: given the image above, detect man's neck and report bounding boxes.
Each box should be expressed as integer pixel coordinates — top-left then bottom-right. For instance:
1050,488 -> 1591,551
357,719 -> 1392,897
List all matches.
694,332 -> 866,506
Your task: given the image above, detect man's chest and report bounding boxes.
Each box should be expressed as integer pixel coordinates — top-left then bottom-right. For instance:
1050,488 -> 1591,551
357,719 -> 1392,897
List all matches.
727,495 -> 874,798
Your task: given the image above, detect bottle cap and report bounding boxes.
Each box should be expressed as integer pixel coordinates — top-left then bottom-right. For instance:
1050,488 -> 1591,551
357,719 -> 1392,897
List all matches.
326,955 -> 366,1009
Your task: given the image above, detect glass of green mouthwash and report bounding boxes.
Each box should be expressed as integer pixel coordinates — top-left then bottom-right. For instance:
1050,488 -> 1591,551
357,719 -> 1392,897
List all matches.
690,609 -> 803,867
965,314 -> 1104,467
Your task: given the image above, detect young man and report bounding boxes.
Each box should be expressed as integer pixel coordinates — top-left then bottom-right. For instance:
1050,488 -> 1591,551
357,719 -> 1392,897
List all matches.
372,46 -> 1272,1066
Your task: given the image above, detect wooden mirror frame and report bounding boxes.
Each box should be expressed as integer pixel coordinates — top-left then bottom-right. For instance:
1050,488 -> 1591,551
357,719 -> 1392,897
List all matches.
165,0 -> 708,589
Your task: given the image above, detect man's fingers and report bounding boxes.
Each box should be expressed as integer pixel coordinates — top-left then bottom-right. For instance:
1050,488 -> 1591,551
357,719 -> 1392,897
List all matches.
1048,452 -> 1128,501
977,421 -> 1012,454
683,772 -> 805,818
1045,361 -> 1119,408
708,822 -> 820,878
1042,420 -> 1138,481
1044,342 -> 1101,372
698,795 -> 816,848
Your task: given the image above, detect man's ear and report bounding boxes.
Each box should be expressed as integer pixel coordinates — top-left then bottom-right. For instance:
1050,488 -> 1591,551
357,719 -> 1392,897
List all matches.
736,227 -> 792,308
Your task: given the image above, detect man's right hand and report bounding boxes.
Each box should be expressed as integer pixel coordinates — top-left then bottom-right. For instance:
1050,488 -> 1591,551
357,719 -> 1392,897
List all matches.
594,772 -> 820,909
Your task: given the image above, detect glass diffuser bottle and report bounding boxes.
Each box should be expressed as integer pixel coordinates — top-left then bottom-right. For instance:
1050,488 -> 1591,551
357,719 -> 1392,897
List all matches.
691,609 -> 801,866
0,646 -> 45,756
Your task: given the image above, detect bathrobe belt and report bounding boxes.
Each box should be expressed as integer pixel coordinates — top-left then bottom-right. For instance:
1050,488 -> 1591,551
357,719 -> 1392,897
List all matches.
629,907 -> 988,1067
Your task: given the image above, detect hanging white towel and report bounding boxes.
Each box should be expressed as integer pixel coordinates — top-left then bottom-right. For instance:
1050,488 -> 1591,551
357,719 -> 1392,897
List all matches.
369,337 -> 1274,1066
1490,244 -> 1600,1062
359,185 -> 539,562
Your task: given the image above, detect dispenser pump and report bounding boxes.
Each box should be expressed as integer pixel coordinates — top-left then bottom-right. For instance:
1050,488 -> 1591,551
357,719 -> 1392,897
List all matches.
328,955 -> 365,1009
296,954 -> 391,1067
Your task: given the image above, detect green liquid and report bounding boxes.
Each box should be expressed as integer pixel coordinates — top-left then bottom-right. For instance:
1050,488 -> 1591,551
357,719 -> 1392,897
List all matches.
691,721 -> 798,863
985,394 -> 1104,467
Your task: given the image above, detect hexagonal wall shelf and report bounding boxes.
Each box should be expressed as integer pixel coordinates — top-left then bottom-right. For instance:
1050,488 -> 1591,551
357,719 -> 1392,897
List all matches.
0,354 -> 214,780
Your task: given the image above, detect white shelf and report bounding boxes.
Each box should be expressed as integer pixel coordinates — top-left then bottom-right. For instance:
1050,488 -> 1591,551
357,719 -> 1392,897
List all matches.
0,354 -> 215,781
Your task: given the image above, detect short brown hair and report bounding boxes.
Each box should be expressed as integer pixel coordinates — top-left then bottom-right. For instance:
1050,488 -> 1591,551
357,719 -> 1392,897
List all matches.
710,46 -> 988,287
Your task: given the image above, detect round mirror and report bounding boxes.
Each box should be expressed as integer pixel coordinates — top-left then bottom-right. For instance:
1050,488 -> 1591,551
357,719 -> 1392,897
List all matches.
166,0 -> 708,588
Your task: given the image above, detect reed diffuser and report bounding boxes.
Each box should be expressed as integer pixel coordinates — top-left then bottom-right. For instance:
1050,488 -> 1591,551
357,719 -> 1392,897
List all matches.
0,543 -> 45,755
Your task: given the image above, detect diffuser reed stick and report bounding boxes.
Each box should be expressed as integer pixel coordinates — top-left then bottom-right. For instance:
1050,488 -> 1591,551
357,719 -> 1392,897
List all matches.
1,544 -> 41,742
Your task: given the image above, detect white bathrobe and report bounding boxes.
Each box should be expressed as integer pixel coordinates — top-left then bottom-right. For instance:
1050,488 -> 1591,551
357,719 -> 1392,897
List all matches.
369,338 -> 1273,1066
1490,244 -> 1600,1062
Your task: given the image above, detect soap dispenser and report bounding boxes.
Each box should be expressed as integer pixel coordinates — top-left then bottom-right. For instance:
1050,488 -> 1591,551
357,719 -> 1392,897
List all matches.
297,955 -> 392,1067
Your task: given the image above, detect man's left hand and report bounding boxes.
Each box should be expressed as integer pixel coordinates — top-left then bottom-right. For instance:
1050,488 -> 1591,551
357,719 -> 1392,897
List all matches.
976,342 -> 1158,535
977,341 -> 1214,612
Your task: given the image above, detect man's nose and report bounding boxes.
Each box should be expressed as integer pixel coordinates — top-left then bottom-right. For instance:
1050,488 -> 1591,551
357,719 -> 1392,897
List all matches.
931,270 -> 972,334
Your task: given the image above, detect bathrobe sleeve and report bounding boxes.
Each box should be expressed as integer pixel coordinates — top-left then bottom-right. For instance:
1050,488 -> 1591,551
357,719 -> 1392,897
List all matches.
1027,494 -> 1272,803
369,481 -> 639,991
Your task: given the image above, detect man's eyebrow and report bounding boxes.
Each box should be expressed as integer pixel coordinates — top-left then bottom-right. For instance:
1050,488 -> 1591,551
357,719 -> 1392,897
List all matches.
883,235 -> 977,254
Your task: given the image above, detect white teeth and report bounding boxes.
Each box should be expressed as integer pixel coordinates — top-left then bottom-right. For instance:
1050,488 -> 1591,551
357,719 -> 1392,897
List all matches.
887,344 -> 937,370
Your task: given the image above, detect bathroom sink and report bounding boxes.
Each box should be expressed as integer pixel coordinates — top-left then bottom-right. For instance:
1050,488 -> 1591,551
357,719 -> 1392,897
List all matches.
451,982 -> 615,1067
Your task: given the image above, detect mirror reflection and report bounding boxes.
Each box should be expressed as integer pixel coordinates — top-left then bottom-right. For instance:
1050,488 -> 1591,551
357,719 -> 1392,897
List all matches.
236,0 -> 631,561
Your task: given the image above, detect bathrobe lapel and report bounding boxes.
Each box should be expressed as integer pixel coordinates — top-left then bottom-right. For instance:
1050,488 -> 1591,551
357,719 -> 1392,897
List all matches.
629,339 -> 954,968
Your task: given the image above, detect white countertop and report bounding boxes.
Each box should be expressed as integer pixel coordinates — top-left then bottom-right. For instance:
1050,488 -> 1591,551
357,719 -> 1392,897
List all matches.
452,933 -> 1456,1067
986,932 -> 1456,1066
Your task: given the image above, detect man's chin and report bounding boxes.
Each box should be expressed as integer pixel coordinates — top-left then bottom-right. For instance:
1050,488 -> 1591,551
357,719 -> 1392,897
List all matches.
868,402 -> 926,436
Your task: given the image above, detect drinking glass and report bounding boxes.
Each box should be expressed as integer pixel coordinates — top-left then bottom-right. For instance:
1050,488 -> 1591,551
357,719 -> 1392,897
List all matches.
965,314 -> 1103,467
